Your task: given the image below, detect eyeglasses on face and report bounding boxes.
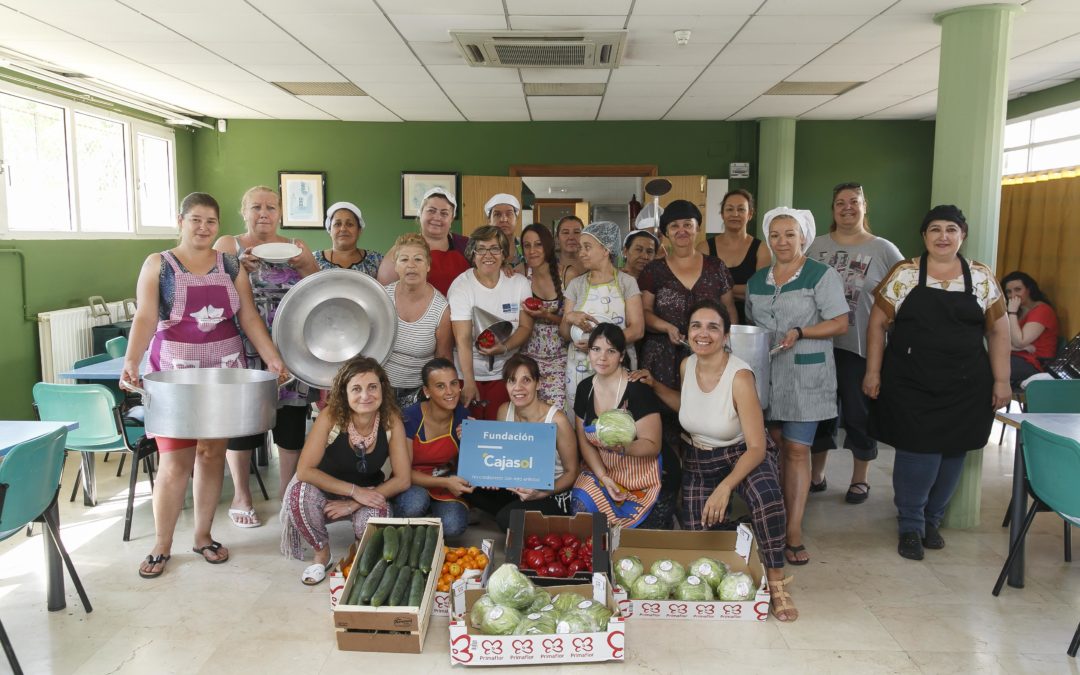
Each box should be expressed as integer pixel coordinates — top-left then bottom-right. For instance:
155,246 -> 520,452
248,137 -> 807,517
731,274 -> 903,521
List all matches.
473,246 -> 503,257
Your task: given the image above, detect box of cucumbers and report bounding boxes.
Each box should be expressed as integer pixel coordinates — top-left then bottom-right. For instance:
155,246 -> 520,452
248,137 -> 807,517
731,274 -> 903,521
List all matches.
334,517 -> 446,653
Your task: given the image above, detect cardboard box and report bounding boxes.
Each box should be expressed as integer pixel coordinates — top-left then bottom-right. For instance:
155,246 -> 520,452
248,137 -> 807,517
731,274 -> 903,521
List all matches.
504,511 -> 610,587
333,517 -> 446,653
448,573 -> 625,667
432,538 -> 495,618
329,541 -> 360,610
609,523 -> 771,622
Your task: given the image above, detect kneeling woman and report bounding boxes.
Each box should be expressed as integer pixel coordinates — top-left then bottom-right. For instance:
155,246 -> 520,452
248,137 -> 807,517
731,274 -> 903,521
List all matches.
495,354 -> 580,530
632,299 -> 796,621
393,358 -> 473,538
281,356 -> 411,584
570,324 -> 665,528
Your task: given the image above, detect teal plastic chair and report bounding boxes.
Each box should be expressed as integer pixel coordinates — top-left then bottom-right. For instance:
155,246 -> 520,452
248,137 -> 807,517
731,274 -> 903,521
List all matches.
32,383 -> 156,541
71,353 -> 145,478
1,426 -> 94,674
993,421 -> 1080,657
104,335 -> 128,358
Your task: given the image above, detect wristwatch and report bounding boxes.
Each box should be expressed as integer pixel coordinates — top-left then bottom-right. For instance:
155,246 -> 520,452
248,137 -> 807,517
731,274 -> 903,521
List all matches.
794,326 -> 804,339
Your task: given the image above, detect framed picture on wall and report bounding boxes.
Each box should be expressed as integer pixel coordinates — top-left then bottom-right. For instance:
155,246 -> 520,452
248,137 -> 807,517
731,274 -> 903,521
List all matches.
401,171 -> 459,219
278,171 -> 326,229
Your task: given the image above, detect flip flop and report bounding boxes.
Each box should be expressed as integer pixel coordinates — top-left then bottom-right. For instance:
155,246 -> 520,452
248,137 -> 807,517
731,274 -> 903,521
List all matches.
138,553 -> 170,579
228,507 -> 262,528
784,544 -> 810,566
193,541 -> 229,564
301,561 -> 331,586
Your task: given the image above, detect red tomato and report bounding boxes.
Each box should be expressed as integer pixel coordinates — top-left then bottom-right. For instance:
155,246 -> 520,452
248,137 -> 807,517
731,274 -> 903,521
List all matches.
524,297 -> 543,311
543,534 -> 563,550
544,562 -> 568,578
523,548 -> 545,570
561,534 -> 580,548
525,535 -> 542,549
567,560 -> 585,576
539,546 -> 556,564
558,547 -> 577,564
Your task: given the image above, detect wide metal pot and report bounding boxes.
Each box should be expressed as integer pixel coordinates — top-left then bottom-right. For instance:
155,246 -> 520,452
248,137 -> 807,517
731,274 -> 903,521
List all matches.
729,325 -> 772,408
125,368 -> 280,438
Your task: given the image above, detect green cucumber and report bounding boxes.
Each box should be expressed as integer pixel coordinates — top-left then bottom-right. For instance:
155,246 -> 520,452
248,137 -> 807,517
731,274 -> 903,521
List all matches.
345,573 -> 364,605
408,524 -> 426,568
359,559 -> 388,604
371,561 -> 401,607
418,525 -> 439,574
397,525 -> 413,564
387,565 -> 413,606
407,569 -> 426,607
382,525 -> 399,563
358,528 -> 384,576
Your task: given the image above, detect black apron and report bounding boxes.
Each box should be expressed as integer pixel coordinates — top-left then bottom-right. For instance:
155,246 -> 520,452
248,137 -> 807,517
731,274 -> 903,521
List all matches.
869,254 -> 993,453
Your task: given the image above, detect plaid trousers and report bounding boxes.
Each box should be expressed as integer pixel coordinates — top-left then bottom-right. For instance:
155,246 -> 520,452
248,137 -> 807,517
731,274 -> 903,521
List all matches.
679,436 -> 787,569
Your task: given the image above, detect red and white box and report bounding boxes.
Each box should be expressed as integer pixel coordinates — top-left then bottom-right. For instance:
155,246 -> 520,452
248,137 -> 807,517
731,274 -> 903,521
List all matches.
431,539 -> 495,618
610,523 -> 771,622
328,541 -> 360,610
448,574 -> 625,667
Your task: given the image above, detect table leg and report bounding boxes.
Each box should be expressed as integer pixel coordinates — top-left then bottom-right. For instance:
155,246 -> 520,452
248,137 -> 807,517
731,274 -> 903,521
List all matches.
44,495 -> 66,611
1007,434 -> 1026,588
80,452 -> 97,507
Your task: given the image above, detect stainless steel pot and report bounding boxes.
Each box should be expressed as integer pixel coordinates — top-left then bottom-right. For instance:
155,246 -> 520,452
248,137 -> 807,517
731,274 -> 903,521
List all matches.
729,325 -> 772,408
123,368 -> 281,438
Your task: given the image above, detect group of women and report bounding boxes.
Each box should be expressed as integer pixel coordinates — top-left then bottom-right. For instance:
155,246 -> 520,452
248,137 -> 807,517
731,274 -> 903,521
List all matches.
118,179 -> 1059,625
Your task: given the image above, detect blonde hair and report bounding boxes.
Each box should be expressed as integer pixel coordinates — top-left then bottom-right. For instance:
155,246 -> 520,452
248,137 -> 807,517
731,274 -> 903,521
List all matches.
239,185 -> 279,216
392,232 -> 431,264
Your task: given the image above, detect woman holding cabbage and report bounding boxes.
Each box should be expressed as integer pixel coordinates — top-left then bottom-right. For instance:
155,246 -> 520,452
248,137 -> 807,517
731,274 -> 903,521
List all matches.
631,299 -> 796,621
569,323 -> 665,528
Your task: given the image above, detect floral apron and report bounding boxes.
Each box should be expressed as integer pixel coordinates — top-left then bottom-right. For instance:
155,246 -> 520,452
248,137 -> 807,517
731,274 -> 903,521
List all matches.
564,275 -> 632,414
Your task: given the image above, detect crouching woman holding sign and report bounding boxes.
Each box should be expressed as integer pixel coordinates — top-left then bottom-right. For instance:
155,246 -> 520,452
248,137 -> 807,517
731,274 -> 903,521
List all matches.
631,299 -> 796,621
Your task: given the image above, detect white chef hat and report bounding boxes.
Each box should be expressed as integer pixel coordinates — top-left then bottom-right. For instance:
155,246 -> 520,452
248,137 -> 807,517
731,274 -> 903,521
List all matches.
634,201 -> 663,231
419,187 -> 457,215
761,207 -> 816,254
324,201 -> 365,232
484,193 -> 520,217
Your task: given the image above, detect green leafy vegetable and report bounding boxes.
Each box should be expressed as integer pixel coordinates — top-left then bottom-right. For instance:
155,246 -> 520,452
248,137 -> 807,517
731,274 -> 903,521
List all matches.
717,572 -> 756,601
513,611 -> 558,635
481,604 -> 523,635
595,409 -> 637,447
630,574 -> 669,600
674,575 -> 715,601
487,564 -> 537,610
649,559 -> 686,587
688,557 -> 729,590
613,556 -> 644,589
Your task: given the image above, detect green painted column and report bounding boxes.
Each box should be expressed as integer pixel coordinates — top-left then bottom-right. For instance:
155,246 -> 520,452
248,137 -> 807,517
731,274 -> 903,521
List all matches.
931,3 -> 1023,266
933,4 -> 1022,531
757,118 -> 796,216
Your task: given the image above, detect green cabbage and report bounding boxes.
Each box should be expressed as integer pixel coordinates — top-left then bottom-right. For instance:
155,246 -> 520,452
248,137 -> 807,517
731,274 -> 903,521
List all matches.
487,564 -> 537,609
717,572 -> 756,601
650,559 -> 686,587
513,611 -> 558,636
630,574 -> 669,600
481,604 -> 523,635
551,592 -> 585,616
674,575 -> 715,601
573,598 -> 614,628
595,409 -> 637,447
555,610 -> 600,634
469,594 -> 496,629
613,556 -> 644,589
527,589 -> 552,613
689,557 -> 729,590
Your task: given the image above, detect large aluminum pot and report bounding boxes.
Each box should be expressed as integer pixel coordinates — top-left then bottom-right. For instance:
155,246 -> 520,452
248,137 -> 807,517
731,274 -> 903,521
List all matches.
729,325 -> 772,408
124,368 -> 280,438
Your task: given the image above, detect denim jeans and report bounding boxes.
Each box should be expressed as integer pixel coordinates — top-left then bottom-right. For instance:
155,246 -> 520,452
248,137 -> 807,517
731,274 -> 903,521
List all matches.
892,449 -> 966,536
392,485 -> 469,537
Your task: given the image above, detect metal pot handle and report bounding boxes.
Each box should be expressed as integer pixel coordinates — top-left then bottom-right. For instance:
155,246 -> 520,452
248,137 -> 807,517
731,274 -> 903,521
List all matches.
277,375 -> 296,391
119,377 -> 148,403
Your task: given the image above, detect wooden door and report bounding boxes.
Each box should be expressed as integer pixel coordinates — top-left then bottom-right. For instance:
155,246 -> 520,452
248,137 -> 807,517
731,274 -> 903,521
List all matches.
574,201 -> 590,224
461,176 -> 523,238
653,175 -> 708,249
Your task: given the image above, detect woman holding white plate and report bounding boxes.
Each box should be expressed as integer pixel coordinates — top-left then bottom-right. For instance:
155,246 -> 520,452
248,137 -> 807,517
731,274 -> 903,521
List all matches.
213,185 -> 319,529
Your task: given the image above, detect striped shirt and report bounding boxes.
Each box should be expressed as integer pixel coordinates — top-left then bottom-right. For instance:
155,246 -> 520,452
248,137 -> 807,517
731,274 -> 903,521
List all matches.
384,282 -> 448,389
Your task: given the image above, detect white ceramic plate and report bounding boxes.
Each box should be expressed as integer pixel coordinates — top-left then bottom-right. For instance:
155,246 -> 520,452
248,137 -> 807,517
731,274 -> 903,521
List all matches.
251,242 -> 301,263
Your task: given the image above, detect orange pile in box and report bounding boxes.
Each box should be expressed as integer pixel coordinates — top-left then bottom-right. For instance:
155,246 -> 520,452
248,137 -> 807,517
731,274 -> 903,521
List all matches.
437,546 -> 489,592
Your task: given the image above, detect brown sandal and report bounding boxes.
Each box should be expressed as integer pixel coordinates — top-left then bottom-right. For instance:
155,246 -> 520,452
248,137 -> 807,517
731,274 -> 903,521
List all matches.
769,575 -> 799,622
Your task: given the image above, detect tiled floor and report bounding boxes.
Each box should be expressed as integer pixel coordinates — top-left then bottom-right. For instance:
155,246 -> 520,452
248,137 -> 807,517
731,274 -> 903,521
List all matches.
2,422 -> 1078,674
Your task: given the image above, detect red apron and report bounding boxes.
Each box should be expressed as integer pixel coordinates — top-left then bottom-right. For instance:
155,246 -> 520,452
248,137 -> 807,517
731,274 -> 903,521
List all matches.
412,407 -> 467,504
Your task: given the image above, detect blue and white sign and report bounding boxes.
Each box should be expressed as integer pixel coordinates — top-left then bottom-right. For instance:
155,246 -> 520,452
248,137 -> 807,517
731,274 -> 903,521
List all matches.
458,419 -> 557,490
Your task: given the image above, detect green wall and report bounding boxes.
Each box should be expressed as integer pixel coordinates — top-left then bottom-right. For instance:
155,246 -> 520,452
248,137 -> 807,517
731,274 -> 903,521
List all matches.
794,121 -> 936,257
1007,78 -> 1080,119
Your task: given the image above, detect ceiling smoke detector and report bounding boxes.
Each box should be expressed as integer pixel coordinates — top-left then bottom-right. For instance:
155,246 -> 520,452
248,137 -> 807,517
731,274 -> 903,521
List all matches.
674,30 -> 691,46
451,30 -> 626,68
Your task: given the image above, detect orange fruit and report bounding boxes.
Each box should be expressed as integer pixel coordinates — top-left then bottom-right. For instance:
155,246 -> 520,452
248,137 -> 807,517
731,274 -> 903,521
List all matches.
449,563 -> 463,577
467,546 -> 481,557
475,554 -> 489,569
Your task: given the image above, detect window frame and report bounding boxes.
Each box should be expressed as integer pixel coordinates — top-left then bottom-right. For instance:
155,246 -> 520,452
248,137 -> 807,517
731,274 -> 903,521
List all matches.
1003,102 -> 1080,177
0,80 -> 178,240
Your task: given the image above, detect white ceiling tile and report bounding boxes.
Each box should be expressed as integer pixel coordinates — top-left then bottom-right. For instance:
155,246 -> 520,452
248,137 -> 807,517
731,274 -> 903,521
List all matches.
625,17 -> 742,45
505,0 -> 632,15
727,94 -> 835,119
697,64 -> 796,83
199,81 -> 285,97
360,81 -> 446,99
841,78 -> 931,98
68,62 -> 176,84
247,0 -> 381,13
736,15 -> 871,44
787,62 -> 896,82
886,0 -> 1022,15
684,80 -> 773,98
1010,35 -> 1080,65
230,95 -> 337,118
409,41 -> 467,65
509,16 -> 628,30
813,42 -> 938,65
2,3 -> 182,42
315,41 -> 419,66
861,92 -> 937,120
122,0 -> 252,13
1007,60 -> 1080,83
714,43 -> 831,65
758,0 -> 895,14
622,42 -> 724,66
1011,13 -> 1080,49
267,13 -> 402,44
244,64 -> 344,81
597,95 -> 674,120
842,14 -> 942,43
873,50 -> 941,82
378,0 -> 505,14
380,98 -> 465,121
519,68 -> 611,83
98,42 -> 224,66
153,63 -> 262,83
427,65 -> 522,83
0,7 -> 78,41
604,81 -> 690,97
664,96 -> 746,120
296,95 -> 400,121
455,97 -> 530,121
136,12 -> 287,43
799,94 -> 912,119
203,42 -> 324,66
1,41 -> 133,68
441,82 -> 523,98
334,65 -> 435,84
633,0 -> 759,15
390,14 -> 508,42
1012,79 -> 1075,96
527,95 -> 602,120
608,66 -> 702,84
1026,0 -> 1080,10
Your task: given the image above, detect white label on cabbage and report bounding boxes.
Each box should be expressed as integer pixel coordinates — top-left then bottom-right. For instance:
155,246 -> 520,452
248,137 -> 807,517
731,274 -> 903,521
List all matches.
577,600 -> 594,610
619,559 -> 634,571
659,561 -> 672,571
697,563 -> 710,575
737,582 -> 750,597
556,621 -> 570,634
541,604 -> 555,612
643,575 -> 658,585
489,607 -> 504,619
686,576 -> 702,586
527,613 -> 541,620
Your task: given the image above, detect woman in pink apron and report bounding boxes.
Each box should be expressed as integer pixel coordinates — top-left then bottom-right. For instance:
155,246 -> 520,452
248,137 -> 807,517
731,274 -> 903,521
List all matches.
121,192 -> 286,579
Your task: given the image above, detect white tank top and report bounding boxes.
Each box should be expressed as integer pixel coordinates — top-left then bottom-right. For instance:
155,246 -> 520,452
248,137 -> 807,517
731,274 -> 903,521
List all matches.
679,354 -> 752,448
505,403 -> 563,478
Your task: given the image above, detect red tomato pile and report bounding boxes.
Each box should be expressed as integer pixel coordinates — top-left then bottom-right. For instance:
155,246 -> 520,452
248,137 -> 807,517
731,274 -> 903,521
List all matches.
523,297 -> 543,311
476,330 -> 497,349
521,533 -> 593,577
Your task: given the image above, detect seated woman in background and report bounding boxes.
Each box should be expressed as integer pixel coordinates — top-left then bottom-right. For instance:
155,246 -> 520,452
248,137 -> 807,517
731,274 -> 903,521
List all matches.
570,324 -> 665,529
315,201 -> 383,277
281,356 -> 410,585
393,358 -> 472,538
1001,271 -> 1060,386
384,233 -> 453,408
495,354 -> 580,530
632,299 -> 794,621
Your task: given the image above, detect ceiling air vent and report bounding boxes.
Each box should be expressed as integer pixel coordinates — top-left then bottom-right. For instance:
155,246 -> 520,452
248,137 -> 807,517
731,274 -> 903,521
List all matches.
522,83 -> 607,96
451,31 -> 626,69
764,81 -> 863,96
272,82 -> 367,96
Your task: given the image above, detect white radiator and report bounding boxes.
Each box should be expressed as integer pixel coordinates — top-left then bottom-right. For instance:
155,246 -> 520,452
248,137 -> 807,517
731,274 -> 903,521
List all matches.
38,300 -> 132,382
